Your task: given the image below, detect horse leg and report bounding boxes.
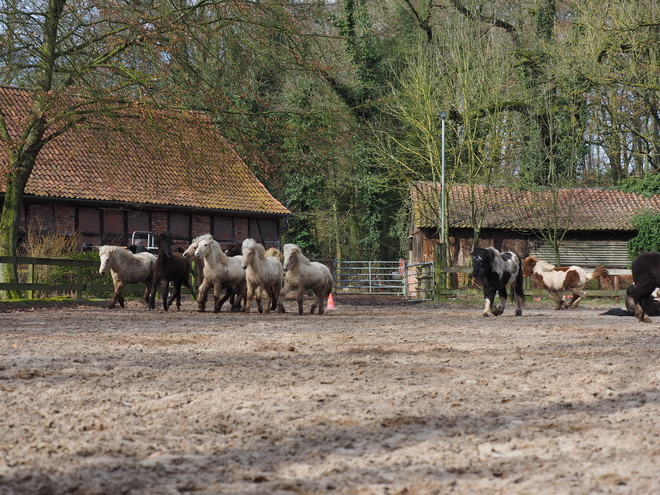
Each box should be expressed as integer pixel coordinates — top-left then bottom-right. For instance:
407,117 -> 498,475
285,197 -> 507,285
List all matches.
162,280 -> 171,311
318,286 -> 332,315
296,287 -> 305,315
494,287 -> 508,315
637,295 -> 653,323
214,287 -> 232,313
628,284 -> 652,322
168,281 -> 183,311
109,281 -> 123,309
244,285 -> 255,314
482,287 -> 497,317
167,278 -> 185,311
197,279 -> 210,312
266,284 -> 280,314
148,277 -> 160,310
278,282 -> 292,314
550,291 -> 564,310
255,287 -> 264,314
513,285 -> 523,316
568,289 -> 586,308
310,288 -> 322,315
142,284 -> 151,305
268,285 -> 278,312
231,285 -> 246,312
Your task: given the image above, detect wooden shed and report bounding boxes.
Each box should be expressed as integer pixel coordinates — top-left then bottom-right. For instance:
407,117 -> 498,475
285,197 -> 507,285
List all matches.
409,182 -> 660,269
0,86 -> 290,252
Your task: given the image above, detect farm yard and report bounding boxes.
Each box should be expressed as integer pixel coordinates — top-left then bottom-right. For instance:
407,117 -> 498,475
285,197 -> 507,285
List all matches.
1,296 -> 659,495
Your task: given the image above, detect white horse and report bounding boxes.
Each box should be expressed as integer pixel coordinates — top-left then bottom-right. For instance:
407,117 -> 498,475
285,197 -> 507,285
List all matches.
278,243 -> 333,315
183,234 -> 246,313
241,238 -> 283,314
98,245 -> 157,309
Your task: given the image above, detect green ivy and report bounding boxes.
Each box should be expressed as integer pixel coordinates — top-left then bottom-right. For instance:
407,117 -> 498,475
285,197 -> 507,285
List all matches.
616,175 -> 660,198
628,212 -> 660,259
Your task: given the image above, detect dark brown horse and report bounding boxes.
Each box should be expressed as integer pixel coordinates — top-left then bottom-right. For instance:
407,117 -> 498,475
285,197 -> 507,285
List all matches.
623,252 -> 660,322
148,232 -> 194,311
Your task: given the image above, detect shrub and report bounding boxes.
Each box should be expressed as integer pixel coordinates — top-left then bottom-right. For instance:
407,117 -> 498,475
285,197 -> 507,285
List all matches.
628,212 -> 660,260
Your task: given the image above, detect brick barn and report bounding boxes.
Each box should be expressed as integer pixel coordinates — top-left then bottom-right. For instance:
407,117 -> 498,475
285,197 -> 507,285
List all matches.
0,86 -> 289,252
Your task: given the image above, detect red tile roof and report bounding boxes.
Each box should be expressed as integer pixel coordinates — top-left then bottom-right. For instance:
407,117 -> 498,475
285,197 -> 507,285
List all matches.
0,86 -> 289,216
412,182 -> 660,231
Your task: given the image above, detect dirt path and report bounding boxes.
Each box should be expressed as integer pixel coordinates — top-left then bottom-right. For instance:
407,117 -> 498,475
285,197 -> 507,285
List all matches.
1,297 -> 659,494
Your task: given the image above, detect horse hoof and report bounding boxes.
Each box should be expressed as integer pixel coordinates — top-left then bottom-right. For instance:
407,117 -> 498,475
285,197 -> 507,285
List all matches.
515,310 -> 522,316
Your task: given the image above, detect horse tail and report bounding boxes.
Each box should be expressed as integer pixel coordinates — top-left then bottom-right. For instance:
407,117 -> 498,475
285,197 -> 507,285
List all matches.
601,307 -> 635,317
589,265 -> 609,281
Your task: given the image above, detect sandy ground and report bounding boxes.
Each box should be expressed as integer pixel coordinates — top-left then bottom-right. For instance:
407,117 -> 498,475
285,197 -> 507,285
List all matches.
1,295 -> 659,495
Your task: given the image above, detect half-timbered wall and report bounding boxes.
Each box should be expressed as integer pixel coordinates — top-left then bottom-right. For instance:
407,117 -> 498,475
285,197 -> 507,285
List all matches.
15,201 -> 281,252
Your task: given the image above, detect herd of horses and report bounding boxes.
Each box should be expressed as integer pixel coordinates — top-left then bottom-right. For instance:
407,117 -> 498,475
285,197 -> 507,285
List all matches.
99,234 -> 660,322
470,246 -> 660,323
98,233 -> 333,316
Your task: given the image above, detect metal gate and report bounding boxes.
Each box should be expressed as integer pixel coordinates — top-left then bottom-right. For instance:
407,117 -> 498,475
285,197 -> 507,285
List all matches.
332,260 -> 435,300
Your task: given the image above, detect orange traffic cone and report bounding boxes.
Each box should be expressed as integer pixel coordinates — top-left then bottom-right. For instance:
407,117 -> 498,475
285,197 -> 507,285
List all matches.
327,293 -> 337,310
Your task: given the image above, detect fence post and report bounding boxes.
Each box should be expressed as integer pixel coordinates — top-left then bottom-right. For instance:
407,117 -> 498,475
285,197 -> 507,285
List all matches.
403,263 -> 409,299
368,261 -> 373,293
27,263 -> 34,299
434,242 -> 447,301
76,265 -> 83,300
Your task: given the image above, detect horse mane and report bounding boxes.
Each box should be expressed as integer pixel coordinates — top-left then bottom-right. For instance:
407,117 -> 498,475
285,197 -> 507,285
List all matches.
525,256 -> 556,272
535,259 -> 558,272
99,245 -> 133,260
191,234 -> 210,245
194,234 -> 227,264
242,238 -> 266,259
284,244 -> 311,266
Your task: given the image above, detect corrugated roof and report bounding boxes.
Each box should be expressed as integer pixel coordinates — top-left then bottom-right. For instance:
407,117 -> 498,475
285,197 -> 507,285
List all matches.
0,86 -> 289,216
412,182 -> 660,231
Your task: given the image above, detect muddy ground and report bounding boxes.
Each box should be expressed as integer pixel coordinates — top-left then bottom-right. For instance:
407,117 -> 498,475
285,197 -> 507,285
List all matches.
1,295 -> 659,495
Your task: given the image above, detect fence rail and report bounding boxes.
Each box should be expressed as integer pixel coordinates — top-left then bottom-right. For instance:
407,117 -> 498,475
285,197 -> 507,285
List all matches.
0,256 -> 632,301
435,266 -> 631,298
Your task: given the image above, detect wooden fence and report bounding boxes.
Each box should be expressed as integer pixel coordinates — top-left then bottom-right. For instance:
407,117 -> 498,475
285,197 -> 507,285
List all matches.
0,256 -> 632,301
0,256 -> 195,300
436,266 -> 631,299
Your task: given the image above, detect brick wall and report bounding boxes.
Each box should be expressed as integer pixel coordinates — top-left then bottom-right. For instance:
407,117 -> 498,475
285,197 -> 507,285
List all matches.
192,215 -> 211,238
234,218 -> 248,241
152,212 -> 168,235
55,205 -> 75,234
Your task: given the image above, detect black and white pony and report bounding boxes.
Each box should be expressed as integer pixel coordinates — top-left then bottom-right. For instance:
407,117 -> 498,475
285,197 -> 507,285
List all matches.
471,247 -> 525,317
625,252 -> 660,322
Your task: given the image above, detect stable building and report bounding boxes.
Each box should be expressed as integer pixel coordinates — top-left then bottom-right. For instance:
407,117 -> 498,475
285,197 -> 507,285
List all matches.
0,86 -> 289,252
409,182 -> 660,269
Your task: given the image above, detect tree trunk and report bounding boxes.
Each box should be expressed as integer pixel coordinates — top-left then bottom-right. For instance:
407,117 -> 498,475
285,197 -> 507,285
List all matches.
0,121 -> 45,299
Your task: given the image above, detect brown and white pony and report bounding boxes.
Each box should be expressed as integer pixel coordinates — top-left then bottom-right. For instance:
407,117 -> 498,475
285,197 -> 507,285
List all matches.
522,256 -> 608,310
